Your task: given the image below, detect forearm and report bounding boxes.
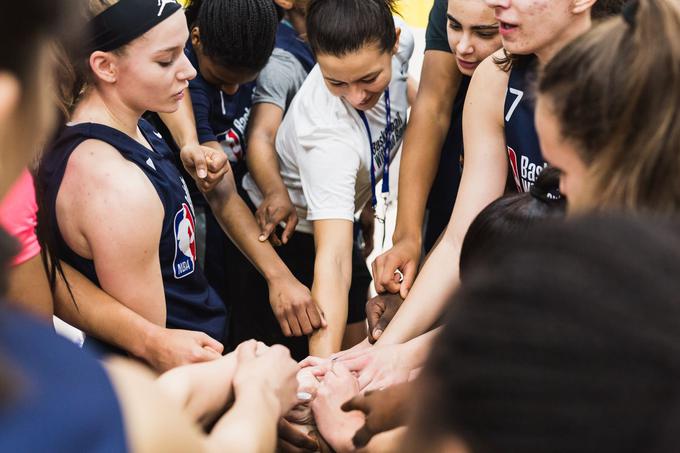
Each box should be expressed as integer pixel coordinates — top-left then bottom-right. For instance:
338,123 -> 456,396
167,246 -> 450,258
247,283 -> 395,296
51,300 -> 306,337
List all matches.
247,135 -> 288,198
54,262 -> 161,359
308,254 -> 352,357
158,92 -> 199,148
205,177 -> 293,281
376,236 -> 460,346
207,391 -> 280,453
392,108 -> 451,245
400,327 -> 442,370
156,352 -> 238,428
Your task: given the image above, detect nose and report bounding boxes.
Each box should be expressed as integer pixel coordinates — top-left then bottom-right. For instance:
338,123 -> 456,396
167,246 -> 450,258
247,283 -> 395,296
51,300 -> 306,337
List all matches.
346,85 -> 368,108
456,33 -> 473,56
178,53 -> 197,82
221,84 -> 240,95
484,0 -> 510,7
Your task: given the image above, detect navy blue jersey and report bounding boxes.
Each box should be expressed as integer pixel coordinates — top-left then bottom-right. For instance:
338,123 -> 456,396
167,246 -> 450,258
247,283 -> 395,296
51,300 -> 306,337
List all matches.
40,120 -> 227,350
185,43 -> 254,165
0,305 -> 127,452
504,56 -> 546,192
275,20 -> 315,73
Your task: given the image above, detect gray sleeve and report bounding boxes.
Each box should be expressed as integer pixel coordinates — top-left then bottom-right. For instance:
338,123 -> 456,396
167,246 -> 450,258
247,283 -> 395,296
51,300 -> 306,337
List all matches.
253,48 -> 309,112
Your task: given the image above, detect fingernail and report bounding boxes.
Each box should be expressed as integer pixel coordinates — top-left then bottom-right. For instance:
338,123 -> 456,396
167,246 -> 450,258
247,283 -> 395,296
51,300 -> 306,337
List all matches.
373,329 -> 383,339
198,169 -> 207,179
259,234 -> 266,242
297,391 -> 312,401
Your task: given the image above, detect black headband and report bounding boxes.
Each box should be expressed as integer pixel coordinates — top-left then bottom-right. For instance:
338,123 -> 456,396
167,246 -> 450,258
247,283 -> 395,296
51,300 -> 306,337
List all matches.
86,0 -> 182,54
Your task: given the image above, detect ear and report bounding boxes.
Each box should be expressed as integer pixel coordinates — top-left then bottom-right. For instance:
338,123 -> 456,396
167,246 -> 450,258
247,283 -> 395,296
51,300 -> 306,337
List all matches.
392,26 -> 401,56
190,26 -> 202,50
273,0 -> 294,10
89,51 -> 119,84
0,72 -> 21,126
572,0 -> 597,15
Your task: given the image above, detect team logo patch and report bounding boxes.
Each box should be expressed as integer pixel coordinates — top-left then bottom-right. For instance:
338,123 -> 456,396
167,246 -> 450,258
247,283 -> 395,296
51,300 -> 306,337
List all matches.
507,146 -> 522,192
218,128 -> 243,163
173,203 -> 196,279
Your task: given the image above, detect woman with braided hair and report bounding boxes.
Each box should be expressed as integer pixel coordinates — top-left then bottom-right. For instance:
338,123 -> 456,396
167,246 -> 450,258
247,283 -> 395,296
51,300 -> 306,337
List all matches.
153,0 -> 327,353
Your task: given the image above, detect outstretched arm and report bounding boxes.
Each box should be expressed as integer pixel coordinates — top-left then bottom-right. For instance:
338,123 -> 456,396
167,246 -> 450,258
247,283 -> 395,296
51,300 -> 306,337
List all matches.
308,219 -> 355,357
375,54 -> 510,346
372,49 -> 462,297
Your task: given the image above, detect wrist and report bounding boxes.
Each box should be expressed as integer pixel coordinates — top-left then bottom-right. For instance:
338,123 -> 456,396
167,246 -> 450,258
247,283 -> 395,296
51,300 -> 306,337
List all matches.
137,322 -> 163,362
392,229 -> 422,248
239,384 -> 282,417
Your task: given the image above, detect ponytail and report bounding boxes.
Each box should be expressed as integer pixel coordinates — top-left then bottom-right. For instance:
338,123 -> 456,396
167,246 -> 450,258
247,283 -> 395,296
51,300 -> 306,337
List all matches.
538,0 -> 680,214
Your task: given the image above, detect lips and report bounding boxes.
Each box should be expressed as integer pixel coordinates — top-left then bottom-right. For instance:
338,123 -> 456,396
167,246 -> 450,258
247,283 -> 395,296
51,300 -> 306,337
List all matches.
457,58 -> 479,71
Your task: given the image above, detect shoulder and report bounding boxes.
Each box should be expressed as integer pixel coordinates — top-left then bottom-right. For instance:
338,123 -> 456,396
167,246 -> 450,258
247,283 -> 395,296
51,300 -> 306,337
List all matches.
469,51 -> 511,96
394,17 -> 415,65
63,139 -> 162,220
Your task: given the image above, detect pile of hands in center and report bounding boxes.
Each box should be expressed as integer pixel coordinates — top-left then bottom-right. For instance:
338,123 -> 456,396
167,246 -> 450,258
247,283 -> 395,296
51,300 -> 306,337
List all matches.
279,337 -> 416,453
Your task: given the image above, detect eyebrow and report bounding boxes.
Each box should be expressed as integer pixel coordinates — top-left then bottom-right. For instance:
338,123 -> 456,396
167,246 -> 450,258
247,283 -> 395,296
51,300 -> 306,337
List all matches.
447,14 -> 499,31
325,70 -> 382,84
153,46 -> 182,55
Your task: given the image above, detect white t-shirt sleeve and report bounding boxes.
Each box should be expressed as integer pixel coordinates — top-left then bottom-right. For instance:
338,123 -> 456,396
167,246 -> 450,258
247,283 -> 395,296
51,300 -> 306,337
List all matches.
394,17 -> 415,71
297,125 -> 362,223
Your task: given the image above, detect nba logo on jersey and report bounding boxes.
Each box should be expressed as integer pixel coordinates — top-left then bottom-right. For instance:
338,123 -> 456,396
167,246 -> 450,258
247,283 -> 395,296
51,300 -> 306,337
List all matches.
173,203 -> 196,279
218,128 -> 243,163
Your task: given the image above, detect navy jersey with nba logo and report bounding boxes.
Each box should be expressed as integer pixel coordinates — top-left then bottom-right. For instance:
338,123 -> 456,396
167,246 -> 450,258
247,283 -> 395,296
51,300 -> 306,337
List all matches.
504,55 -> 546,192
39,120 -> 228,350
0,305 -> 127,452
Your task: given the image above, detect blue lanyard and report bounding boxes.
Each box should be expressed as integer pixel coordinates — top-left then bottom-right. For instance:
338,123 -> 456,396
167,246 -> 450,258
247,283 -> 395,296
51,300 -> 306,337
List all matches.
357,88 -> 391,210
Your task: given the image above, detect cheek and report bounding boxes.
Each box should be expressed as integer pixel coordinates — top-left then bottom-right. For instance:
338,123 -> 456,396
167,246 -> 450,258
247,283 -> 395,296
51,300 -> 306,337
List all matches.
475,38 -> 501,60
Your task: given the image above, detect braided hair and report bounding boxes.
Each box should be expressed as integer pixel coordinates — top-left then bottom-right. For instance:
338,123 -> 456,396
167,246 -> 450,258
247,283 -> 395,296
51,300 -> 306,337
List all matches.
185,0 -> 278,72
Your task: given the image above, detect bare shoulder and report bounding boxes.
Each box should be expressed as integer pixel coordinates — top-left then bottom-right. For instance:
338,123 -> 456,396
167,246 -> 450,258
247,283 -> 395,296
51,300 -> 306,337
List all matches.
104,358 -> 206,453
470,50 -> 510,97
62,139 -> 163,218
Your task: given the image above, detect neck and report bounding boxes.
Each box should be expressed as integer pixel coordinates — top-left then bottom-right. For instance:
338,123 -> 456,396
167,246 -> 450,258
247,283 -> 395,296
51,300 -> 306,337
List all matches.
285,10 -> 307,41
535,13 -> 592,65
71,88 -> 142,138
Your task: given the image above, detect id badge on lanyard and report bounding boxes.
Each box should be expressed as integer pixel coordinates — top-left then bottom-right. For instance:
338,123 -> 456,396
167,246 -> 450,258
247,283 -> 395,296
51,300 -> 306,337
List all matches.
357,88 -> 391,247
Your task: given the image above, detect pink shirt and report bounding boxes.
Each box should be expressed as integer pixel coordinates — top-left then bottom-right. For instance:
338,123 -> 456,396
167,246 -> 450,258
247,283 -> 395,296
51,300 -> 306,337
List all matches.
0,170 -> 40,266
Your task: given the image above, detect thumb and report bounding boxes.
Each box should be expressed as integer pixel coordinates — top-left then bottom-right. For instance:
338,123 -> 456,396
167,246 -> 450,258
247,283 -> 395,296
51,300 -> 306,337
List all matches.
259,220 -> 276,242
185,147 -> 208,179
196,346 -> 222,361
399,261 -> 417,299
199,334 -> 224,354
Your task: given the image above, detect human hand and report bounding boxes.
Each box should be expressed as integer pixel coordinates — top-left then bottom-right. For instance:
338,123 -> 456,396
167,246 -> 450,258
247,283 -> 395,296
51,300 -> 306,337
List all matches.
365,293 -> 404,343
232,340 -> 299,417
358,202 -> 375,259
333,343 -> 412,392
142,325 -> 223,372
278,368 -> 322,453
269,275 -> 326,337
341,382 -> 413,448
180,143 -> 230,192
311,362 -> 363,453
371,238 -> 420,298
256,190 -> 298,246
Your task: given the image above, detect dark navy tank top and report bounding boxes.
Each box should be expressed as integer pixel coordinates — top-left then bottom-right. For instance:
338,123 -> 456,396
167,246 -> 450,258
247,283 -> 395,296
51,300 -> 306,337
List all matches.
0,305 -> 127,452
275,20 -> 315,73
503,55 -> 546,193
40,120 -> 227,350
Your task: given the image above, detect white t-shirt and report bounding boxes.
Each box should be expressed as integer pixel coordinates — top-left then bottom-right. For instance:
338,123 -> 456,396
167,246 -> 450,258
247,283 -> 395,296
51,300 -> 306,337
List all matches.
243,20 -> 414,234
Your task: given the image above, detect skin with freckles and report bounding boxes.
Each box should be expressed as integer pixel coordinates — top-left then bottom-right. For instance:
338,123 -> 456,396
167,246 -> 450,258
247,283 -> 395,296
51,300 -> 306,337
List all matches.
484,0 -> 593,61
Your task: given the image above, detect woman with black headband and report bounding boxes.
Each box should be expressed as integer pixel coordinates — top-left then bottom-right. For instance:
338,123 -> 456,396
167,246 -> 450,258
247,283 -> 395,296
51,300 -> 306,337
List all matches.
0,0 -> 299,450
37,0 -> 312,358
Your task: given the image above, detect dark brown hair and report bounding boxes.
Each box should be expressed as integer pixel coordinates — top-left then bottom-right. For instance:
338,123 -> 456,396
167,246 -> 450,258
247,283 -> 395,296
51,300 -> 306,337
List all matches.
538,0 -> 680,213
306,0 -> 398,57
